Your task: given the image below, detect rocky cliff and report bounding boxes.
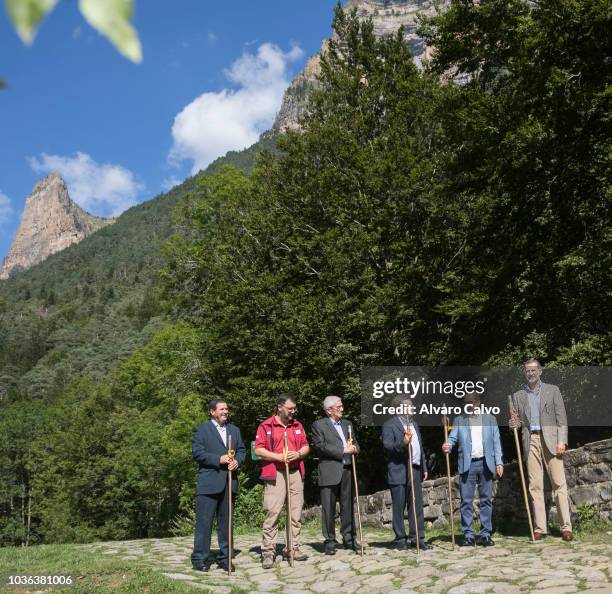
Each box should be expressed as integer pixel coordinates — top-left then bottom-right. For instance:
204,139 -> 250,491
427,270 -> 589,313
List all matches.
273,0 -> 446,132
0,173 -> 115,279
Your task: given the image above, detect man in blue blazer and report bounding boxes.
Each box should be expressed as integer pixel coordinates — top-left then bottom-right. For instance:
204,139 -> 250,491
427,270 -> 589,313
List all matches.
382,400 -> 433,550
443,393 -> 503,546
191,399 -> 246,571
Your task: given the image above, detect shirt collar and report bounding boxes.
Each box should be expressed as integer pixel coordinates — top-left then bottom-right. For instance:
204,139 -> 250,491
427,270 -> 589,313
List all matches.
211,419 -> 226,430
272,416 -> 296,428
525,382 -> 542,395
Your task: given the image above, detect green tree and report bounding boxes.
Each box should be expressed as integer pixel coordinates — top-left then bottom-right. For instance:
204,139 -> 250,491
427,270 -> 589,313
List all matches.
28,378 -> 116,542
0,401 -> 46,546
164,8 -> 455,493
419,0 -> 611,363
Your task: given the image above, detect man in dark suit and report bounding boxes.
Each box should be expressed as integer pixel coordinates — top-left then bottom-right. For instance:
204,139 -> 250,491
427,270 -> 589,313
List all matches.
191,399 -> 246,572
311,395 -> 360,556
382,398 -> 433,550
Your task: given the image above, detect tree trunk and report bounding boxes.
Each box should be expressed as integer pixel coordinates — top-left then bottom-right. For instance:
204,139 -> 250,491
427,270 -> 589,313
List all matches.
25,491 -> 32,547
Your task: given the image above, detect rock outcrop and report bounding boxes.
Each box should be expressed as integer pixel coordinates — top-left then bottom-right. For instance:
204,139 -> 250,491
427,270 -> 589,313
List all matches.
273,0 -> 446,132
0,173 -> 114,279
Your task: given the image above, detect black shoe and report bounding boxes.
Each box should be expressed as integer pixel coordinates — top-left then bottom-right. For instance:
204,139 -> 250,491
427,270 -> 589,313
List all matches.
410,541 -> 433,550
192,562 -> 209,572
421,542 -> 434,551
324,542 -> 336,555
216,560 -> 234,571
461,537 -> 476,547
477,536 -> 495,547
343,540 -> 359,552
395,539 -> 408,551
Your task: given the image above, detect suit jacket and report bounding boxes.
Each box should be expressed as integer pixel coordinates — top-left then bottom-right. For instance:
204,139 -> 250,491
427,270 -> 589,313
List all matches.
447,414 -> 503,475
311,417 -> 360,487
382,417 -> 428,485
192,421 -> 246,495
512,382 -> 568,458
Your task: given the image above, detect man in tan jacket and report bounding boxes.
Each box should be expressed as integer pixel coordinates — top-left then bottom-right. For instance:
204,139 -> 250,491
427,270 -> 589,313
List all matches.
510,358 -> 572,541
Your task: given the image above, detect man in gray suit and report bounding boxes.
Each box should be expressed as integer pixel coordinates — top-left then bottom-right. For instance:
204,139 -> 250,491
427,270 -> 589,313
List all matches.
311,395 -> 360,555
509,358 -> 572,541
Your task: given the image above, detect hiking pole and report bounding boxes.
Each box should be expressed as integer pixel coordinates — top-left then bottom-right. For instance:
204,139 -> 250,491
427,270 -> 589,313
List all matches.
406,433 -> 420,554
442,415 -> 456,548
283,432 -> 294,567
348,425 -> 365,557
508,395 -> 535,542
227,434 -> 235,576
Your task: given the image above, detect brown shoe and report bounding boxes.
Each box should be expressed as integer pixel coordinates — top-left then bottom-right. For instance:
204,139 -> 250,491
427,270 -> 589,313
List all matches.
283,548 -> 308,561
261,553 -> 274,569
533,532 -> 546,541
561,530 -> 573,542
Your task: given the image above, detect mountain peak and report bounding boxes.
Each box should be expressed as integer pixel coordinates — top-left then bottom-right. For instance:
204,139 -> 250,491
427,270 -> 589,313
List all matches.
273,0 -> 445,133
0,174 -> 115,280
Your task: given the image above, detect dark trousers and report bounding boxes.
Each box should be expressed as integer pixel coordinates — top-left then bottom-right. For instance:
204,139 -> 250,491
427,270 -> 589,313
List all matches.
320,466 -> 354,544
390,465 -> 425,544
459,458 -> 493,538
191,489 -> 234,565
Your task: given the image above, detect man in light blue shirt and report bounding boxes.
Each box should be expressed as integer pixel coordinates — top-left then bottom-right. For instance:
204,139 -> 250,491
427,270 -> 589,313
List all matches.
443,392 -> 503,547
527,382 -> 542,431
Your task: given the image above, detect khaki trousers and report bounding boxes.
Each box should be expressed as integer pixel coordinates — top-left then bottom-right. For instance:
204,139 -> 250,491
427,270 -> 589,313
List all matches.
262,469 -> 304,554
528,433 -> 572,532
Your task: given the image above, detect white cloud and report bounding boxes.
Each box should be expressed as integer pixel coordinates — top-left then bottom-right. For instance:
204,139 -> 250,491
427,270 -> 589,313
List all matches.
0,190 -> 13,225
29,152 -> 144,217
169,42 -> 304,174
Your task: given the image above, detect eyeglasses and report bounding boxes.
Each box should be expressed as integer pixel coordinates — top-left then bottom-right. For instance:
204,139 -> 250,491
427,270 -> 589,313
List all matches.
282,405 -> 297,412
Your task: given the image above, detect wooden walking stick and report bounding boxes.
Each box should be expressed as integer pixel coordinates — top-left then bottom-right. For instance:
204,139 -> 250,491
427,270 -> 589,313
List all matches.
442,415 -> 456,548
406,432 -> 420,554
508,395 -> 536,542
348,425 -> 365,557
283,432 -> 294,567
227,434 -> 235,576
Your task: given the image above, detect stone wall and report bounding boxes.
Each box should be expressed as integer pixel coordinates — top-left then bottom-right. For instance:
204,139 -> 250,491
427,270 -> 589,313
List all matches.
303,438 -> 612,529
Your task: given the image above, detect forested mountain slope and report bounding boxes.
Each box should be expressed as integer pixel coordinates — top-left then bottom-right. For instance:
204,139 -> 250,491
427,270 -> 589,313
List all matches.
0,139 -> 270,403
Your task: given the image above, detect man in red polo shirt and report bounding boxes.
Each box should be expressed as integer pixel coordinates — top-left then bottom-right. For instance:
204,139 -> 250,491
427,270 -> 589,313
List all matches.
254,393 -> 310,569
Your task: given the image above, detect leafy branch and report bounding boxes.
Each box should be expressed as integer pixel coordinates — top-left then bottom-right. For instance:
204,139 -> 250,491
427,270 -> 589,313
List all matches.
4,0 -> 142,61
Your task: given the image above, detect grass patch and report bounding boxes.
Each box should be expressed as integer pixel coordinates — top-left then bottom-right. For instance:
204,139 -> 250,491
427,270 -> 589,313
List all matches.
0,544 -> 227,594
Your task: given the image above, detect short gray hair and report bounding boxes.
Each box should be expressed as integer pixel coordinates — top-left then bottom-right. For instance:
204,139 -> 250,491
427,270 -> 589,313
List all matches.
323,395 -> 341,411
524,358 -> 542,370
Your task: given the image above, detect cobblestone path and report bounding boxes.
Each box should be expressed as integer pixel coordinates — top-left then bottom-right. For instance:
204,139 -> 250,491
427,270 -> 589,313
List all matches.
85,528 -> 612,593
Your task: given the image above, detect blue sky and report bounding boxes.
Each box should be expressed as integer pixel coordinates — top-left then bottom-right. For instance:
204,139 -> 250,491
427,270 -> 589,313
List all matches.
0,0 -> 339,261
